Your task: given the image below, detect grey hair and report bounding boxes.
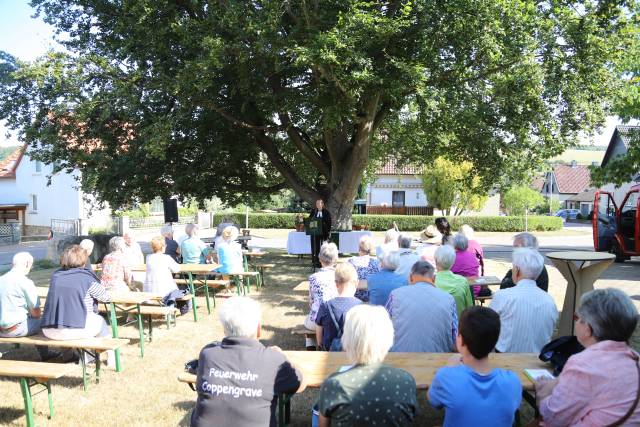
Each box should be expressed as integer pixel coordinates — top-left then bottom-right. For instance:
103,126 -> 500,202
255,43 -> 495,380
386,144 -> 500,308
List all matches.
109,236 -> 126,252
381,251 -> 400,271
513,232 -> 539,249
511,248 -> 544,280
578,288 -> 638,342
452,234 -> 469,251
12,251 -> 34,267
218,296 -> 262,338
342,305 -> 394,365
185,223 -> 198,237
160,224 -> 174,237
79,238 -> 95,253
410,260 -> 436,279
319,242 -> 339,266
384,229 -> 399,244
459,224 -> 475,240
434,245 -> 456,271
398,235 -> 412,249
358,235 -> 374,254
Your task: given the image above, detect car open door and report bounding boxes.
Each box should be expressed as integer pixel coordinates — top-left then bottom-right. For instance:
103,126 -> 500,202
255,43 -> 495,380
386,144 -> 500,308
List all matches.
593,190 -> 618,252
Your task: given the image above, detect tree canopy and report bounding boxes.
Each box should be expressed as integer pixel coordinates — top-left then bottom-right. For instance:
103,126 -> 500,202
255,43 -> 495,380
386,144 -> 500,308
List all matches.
502,185 -> 544,215
0,0 -> 633,226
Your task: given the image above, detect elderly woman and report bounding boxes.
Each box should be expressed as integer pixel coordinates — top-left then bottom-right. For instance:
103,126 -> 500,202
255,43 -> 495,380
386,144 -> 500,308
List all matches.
450,234 -> 480,294
304,243 -> 339,349
459,224 -> 484,276
315,305 -> 417,426
375,228 -> 400,259
535,288 -> 640,426
215,226 -> 244,274
348,235 -> 380,302
435,217 -> 452,245
180,223 -> 209,264
41,245 -> 114,366
100,236 -> 132,292
367,251 -> 407,306
434,245 -> 473,319
500,232 -> 549,292
160,224 -> 180,262
79,238 -> 95,269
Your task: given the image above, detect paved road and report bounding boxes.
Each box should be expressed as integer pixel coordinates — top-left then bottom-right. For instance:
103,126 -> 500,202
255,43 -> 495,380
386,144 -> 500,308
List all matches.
0,241 -> 49,266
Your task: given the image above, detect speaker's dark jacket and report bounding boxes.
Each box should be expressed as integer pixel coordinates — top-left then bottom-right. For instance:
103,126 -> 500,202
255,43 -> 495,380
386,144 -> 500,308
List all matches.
309,208 -> 332,240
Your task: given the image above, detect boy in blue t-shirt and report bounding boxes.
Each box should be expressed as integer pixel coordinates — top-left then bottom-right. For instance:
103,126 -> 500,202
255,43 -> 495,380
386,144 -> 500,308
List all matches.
428,306 -> 522,427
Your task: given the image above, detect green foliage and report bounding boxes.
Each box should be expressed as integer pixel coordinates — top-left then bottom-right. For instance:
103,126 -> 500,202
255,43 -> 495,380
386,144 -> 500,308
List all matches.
214,213 -> 562,232
421,157 -> 488,216
32,259 -> 58,271
0,0 -> 632,227
503,186 -> 545,216
535,196 -> 562,215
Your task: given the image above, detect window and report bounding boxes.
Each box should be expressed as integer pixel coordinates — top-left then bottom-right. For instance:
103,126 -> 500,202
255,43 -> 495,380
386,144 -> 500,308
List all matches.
392,191 -> 405,207
35,161 -> 42,173
416,192 -> 420,200
30,194 -> 38,212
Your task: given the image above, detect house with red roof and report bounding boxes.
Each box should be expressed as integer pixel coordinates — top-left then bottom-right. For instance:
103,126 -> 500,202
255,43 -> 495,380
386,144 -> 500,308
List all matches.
538,161 -> 593,212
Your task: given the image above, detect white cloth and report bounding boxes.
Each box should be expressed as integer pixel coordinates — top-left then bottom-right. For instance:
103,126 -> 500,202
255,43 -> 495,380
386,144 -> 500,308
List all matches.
144,253 -> 180,296
124,241 -> 145,283
490,279 -> 558,353
338,231 -> 373,254
394,249 -> 421,280
287,232 -> 311,254
316,211 -> 323,218
42,312 -> 110,340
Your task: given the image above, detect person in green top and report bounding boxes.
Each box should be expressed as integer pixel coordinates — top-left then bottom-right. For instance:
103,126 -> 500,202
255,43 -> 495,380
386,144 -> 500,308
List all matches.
434,245 -> 473,319
315,304 -> 417,426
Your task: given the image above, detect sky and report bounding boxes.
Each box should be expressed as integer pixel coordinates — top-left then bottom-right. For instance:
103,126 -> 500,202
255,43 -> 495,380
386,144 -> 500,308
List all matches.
0,0 -> 629,149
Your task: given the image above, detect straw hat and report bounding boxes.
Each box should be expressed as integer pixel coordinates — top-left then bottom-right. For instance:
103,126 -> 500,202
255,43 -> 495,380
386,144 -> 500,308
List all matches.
420,225 -> 442,244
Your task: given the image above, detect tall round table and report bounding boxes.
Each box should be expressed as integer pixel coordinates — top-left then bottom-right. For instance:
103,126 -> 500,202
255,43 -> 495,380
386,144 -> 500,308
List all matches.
546,251 -> 615,336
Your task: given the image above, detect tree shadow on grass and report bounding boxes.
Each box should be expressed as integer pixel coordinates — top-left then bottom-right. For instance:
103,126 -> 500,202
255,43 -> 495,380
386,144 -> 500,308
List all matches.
0,406 -> 25,425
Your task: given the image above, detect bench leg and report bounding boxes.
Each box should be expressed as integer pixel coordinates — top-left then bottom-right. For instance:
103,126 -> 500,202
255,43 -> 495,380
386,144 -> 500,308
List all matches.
46,381 -> 54,419
136,305 -> 145,358
107,302 -> 123,372
20,378 -> 35,427
204,278 -> 211,315
188,272 -> 199,322
95,352 -> 101,384
148,315 -> 154,342
80,351 -> 88,392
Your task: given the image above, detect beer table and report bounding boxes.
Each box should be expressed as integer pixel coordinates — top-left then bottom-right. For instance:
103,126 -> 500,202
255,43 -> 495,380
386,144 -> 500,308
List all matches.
546,251 -> 615,336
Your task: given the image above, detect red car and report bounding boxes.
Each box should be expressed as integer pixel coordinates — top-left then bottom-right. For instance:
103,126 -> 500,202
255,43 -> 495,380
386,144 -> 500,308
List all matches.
593,184 -> 640,262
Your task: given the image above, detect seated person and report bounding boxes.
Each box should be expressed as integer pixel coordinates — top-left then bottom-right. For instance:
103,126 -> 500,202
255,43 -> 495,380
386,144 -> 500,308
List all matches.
0,252 -> 56,360
180,223 -> 209,264
144,236 -> 190,315
161,224 -> 180,262
214,226 -> 244,274
393,235 -> 421,279
459,224 -> 484,275
386,261 -> 458,353
304,243 -> 339,349
417,224 -> 442,266
451,234 -> 481,296
315,263 -> 361,351
500,232 -> 549,292
79,238 -> 95,269
434,245 -> 473,319
41,245 -> 114,366
490,248 -> 557,353
191,296 -> 305,427
347,235 -> 380,302
214,217 -> 239,248
536,289 -> 640,425
368,251 -> 407,306
101,236 -> 132,292
429,306 -> 522,427
316,304 -> 417,426
375,228 -> 399,259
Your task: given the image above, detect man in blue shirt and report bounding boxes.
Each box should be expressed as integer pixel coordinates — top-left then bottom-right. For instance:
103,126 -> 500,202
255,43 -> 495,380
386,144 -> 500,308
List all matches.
428,306 -> 522,427
368,251 -> 407,306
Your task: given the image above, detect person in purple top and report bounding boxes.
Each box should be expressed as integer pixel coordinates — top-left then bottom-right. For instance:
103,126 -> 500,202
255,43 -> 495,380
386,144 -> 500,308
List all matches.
459,225 -> 484,276
450,234 -> 480,294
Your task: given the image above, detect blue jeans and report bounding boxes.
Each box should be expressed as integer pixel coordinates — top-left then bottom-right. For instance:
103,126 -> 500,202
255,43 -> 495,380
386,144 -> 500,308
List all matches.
0,317 -> 52,360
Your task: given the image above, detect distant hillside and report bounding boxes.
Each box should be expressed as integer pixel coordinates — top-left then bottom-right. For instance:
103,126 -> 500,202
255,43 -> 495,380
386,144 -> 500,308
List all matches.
0,146 -> 20,162
550,149 -> 604,165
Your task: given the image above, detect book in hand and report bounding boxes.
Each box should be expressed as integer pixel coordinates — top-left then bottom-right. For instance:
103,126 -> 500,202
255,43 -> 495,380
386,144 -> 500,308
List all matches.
524,368 -> 555,382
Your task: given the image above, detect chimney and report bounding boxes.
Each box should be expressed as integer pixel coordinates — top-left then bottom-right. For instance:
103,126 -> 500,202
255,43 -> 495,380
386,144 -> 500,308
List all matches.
570,160 -> 577,168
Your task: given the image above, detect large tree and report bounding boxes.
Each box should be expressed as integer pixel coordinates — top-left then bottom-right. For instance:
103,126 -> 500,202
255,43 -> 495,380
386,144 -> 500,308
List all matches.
0,0 -> 632,228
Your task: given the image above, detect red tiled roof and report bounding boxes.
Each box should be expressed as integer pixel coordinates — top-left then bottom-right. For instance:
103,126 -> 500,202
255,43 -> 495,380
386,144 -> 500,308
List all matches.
553,164 -> 591,194
377,159 -> 421,175
531,176 -> 545,191
0,145 -> 25,179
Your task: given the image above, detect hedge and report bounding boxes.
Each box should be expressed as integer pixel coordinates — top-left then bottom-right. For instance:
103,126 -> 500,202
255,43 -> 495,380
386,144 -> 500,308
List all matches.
213,213 -> 563,232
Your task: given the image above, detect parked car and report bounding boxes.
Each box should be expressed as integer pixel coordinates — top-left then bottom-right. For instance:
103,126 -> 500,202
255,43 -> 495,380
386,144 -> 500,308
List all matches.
593,186 -> 639,262
554,209 -> 580,221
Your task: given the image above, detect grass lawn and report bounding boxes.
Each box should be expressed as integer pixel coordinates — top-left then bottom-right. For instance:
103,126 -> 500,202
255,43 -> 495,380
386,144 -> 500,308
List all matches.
1,250 -> 638,426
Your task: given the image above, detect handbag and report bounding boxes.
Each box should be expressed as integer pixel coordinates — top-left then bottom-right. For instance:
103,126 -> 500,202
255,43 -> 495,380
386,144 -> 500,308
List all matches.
327,303 -> 343,352
539,336 -> 584,376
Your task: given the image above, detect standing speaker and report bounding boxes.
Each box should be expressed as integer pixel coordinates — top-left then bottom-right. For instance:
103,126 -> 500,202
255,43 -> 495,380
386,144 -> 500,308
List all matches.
163,199 -> 179,223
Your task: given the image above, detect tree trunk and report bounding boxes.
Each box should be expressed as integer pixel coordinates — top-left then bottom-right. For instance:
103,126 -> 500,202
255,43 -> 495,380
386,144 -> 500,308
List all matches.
326,195 -> 356,231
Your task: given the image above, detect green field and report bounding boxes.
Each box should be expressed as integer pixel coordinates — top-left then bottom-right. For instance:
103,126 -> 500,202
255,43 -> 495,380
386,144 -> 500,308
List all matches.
550,149 -> 605,165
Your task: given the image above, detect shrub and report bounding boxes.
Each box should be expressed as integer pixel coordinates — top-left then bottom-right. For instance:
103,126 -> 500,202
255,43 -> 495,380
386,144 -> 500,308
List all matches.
213,213 -> 563,232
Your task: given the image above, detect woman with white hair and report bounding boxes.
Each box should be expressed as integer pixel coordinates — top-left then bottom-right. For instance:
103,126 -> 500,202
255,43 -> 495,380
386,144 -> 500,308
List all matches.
180,223 -> 209,264
347,235 -> 380,302
214,226 -> 243,274
500,232 -> 549,292
315,305 -> 417,426
79,239 -> 95,269
459,225 -> 484,275
536,288 -> 640,425
375,228 -> 399,259
434,245 -> 473,319
100,236 -> 132,291
367,251 -> 408,306
305,243 -> 339,349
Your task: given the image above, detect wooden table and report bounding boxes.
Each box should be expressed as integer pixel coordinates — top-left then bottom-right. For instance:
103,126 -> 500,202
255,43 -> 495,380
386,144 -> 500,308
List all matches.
0,360 -> 77,427
293,281 -> 310,292
546,251 -> 615,335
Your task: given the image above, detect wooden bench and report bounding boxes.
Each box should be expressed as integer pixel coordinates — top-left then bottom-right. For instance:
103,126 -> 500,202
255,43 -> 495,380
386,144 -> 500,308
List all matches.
178,351 -> 549,427
0,359 -> 77,427
293,281 -> 310,292
291,325 -> 316,347
0,335 -> 129,390
97,304 -> 180,341
468,276 -> 502,306
174,278 -> 234,314
253,263 -> 275,287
